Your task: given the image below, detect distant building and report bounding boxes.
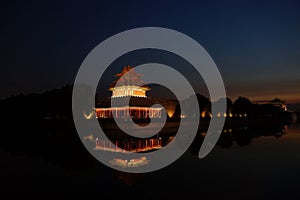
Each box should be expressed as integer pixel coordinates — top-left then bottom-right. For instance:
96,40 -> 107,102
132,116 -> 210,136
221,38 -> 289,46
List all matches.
253,99 -> 287,112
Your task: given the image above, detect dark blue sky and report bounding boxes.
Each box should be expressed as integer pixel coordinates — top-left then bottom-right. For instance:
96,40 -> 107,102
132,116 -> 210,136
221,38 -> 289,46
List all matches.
8,0 -> 300,102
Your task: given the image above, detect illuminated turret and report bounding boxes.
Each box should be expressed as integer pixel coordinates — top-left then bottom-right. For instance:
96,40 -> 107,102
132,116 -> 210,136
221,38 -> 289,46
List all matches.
109,66 -> 150,98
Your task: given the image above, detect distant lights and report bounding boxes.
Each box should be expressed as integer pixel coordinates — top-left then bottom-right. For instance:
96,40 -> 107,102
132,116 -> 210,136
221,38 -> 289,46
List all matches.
207,112 -> 247,118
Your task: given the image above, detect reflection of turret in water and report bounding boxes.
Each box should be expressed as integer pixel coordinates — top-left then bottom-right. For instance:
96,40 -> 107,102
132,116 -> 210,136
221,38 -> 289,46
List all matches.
95,137 -> 163,153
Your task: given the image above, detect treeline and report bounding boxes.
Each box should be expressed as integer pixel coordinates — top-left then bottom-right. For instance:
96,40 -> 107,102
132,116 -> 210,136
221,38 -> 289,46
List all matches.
0,86 -> 289,121
0,85 -> 73,120
0,85 -> 96,169
183,94 -> 288,118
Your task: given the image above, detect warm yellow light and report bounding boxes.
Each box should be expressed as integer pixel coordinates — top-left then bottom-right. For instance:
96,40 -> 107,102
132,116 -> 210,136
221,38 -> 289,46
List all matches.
166,109 -> 175,118
109,157 -> 149,168
201,111 -> 206,118
83,134 -> 94,142
83,111 -> 94,119
111,86 -> 149,98
282,105 -> 287,111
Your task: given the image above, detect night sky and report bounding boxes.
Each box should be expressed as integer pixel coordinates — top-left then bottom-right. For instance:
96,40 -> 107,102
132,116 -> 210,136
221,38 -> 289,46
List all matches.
9,0 -> 300,102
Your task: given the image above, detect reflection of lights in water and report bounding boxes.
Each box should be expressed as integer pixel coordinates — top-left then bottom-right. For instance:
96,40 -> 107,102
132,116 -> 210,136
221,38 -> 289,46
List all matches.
223,129 -> 232,133
83,111 -> 94,119
109,157 -> 149,168
95,138 -> 162,153
83,134 -> 95,142
282,125 -> 288,134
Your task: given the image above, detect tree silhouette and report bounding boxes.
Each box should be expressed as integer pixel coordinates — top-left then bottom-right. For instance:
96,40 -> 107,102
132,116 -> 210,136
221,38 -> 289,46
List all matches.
232,96 -> 253,115
271,98 -> 285,105
214,97 -> 233,114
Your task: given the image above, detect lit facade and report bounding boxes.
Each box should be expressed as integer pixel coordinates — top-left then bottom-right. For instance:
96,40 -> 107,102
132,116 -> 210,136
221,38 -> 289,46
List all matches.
95,106 -> 161,119
110,85 -> 149,98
